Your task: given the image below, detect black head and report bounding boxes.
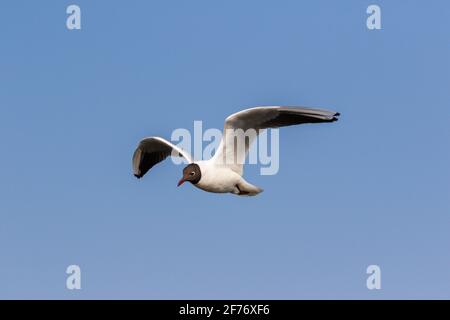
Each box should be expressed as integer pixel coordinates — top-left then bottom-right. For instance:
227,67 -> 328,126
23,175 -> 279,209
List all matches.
177,163 -> 201,186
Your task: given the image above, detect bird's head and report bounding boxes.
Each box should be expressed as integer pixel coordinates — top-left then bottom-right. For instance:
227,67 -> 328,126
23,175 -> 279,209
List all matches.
177,163 -> 201,187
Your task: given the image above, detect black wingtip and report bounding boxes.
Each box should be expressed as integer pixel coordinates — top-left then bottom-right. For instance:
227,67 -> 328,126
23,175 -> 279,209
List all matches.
332,112 -> 340,122
134,173 -> 142,179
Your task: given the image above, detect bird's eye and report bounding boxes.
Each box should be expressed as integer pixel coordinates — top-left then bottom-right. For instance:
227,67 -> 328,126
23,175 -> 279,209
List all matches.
190,171 -> 195,176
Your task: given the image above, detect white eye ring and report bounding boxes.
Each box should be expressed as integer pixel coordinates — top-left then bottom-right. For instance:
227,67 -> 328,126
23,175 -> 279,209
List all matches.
190,171 -> 195,176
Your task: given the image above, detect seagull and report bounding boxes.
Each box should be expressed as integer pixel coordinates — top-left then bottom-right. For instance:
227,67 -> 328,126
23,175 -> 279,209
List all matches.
132,106 -> 339,196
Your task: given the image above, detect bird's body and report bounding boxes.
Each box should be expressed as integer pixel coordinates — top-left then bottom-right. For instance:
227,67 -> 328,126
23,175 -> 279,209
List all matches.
194,161 -> 239,193
132,106 -> 339,196
194,161 -> 263,195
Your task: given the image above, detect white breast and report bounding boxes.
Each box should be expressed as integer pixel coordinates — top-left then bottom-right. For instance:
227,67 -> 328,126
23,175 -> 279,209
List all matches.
194,160 -> 242,193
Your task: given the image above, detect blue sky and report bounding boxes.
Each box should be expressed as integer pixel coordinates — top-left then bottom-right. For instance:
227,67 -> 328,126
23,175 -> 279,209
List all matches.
0,0 -> 449,299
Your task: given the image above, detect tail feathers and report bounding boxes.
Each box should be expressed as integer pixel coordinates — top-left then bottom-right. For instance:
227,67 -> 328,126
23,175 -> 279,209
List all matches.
233,180 -> 263,197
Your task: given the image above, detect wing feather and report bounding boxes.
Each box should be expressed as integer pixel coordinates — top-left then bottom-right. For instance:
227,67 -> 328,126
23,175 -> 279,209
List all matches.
132,137 -> 192,178
212,106 -> 339,175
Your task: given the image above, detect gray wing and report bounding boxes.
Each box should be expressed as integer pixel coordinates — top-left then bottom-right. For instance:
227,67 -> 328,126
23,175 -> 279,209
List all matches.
212,106 -> 340,175
224,106 -> 339,131
132,137 -> 192,179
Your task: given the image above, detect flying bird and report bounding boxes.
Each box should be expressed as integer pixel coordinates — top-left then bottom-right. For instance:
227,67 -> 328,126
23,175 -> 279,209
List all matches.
132,106 -> 339,196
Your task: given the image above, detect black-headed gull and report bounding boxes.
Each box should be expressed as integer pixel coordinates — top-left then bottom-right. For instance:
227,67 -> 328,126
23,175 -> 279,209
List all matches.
132,106 -> 339,196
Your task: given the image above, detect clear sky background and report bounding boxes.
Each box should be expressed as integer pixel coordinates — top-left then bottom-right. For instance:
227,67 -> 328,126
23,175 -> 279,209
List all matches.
0,0 -> 449,299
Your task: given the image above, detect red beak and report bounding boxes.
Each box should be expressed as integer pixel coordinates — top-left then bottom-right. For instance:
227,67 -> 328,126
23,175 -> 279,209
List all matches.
177,178 -> 185,187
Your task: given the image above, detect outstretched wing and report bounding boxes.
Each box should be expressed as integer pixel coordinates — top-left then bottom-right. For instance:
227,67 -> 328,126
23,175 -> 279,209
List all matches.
212,106 -> 340,175
132,137 -> 192,178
